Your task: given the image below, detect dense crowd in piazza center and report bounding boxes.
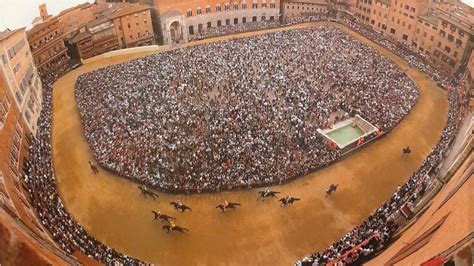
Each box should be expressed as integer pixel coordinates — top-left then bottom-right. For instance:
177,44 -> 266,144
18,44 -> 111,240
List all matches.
76,26 -> 419,192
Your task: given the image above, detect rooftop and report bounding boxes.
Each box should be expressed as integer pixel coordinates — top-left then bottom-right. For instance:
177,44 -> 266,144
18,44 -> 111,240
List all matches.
69,30 -> 92,44
0,28 -> 25,42
58,2 -> 93,16
106,4 -> 151,19
27,19 -> 58,37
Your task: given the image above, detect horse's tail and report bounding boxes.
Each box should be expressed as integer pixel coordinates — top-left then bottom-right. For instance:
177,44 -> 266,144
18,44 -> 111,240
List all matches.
294,198 -> 301,201
234,203 -> 241,206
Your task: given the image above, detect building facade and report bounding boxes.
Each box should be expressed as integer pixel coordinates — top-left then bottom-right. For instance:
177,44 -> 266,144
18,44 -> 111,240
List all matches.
154,0 -> 281,44
70,4 -> 155,60
0,29 -> 43,135
0,29 -> 46,238
109,4 -> 155,48
350,0 -> 474,74
70,18 -> 120,60
27,19 -> 69,76
56,3 -> 95,40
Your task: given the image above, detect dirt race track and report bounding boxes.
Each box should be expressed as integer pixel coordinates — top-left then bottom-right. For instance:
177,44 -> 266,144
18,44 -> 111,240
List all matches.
51,22 -> 448,265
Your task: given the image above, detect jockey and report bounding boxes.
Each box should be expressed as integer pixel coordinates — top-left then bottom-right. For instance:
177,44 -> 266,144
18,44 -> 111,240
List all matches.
263,187 -> 270,196
169,220 -> 176,229
223,200 -> 229,209
177,201 -> 183,208
156,211 -> 161,218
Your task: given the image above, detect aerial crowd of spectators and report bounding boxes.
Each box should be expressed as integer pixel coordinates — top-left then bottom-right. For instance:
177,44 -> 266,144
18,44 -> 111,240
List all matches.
286,12 -> 329,25
19,13 -> 469,265
76,26 -> 418,192
194,20 -> 281,40
296,17 -> 467,266
23,69 -> 144,264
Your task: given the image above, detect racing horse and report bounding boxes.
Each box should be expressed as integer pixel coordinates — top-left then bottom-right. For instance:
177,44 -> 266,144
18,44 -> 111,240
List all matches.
279,196 -> 300,207
170,201 -> 192,212
162,224 -> 189,233
138,186 -> 158,200
325,184 -> 339,197
402,146 -> 411,157
216,202 -> 241,212
151,211 -> 176,223
257,190 -> 280,200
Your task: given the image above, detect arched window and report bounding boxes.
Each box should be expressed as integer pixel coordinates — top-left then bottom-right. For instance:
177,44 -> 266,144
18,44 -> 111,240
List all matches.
242,1 -> 247,9
261,15 -> 266,21
262,0 -> 267,8
270,0 -> 275,8
217,20 -> 222,26
197,6 -> 202,15
226,19 -> 230,25
233,2 -> 239,10
234,18 -> 238,24
252,0 -> 258,9
189,25 -> 194,35
252,16 -> 257,21
225,3 -> 230,11
216,4 -> 222,12
206,5 -> 211,13
242,17 -> 247,23
207,22 -> 212,28
186,9 -> 192,17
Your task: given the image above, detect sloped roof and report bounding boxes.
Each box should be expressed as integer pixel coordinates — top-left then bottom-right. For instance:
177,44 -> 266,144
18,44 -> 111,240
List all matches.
0,28 -> 25,42
70,30 -> 92,43
106,4 -> 150,20
27,19 -> 58,37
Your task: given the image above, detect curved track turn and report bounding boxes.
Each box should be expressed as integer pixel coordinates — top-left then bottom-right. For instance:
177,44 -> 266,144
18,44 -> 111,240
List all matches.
51,22 -> 448,265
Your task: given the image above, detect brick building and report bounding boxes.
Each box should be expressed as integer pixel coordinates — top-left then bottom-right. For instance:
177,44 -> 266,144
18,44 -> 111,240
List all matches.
70,4 -> 155,60
350,0 -> 474,74
27,18 -> 69,76
153,0 -> 281,44
0,29 -> 46,237
70,18 -> 120,60
56,3 -> 95,40
0,29 -> 42,135
108,4 -> 155,48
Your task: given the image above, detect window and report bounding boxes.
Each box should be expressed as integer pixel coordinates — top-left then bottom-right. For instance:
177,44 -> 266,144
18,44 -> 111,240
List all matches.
234,18 -> 238,24
206,5 -> 211,13
390,28 -> 396,34
207,22 -> 212,28
403,34 -> 408,41
233,2 -> 238,10
189,26 -> 194,35
270,2 -> 275,8
455,39 -> 462,47
444,45 -> 450,53
242,2 -> 247,9
252,0 -> 257,9
242,17 -> 247,23
447,34 -> 454,42
197,7 -> 202,15
225,3 -> 230,11
216,4 -> 222,12
217,20 -> 222,26
453,51 -> 457,58
261,0 -> 266,8
439,30 -> 445,37
128,23 -> 131,28
187,9 -> 192,17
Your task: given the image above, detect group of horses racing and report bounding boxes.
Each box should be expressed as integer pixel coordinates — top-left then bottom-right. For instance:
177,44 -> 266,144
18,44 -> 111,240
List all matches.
138,184 -> 339,234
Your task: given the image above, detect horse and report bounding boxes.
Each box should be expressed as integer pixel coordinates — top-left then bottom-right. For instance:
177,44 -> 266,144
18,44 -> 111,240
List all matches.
162,224 -> 189,233
151,211 -> 175,223
402,146 -> 411,157
138,186 -> 158,200
170,201 -> 192,212
325,184 -> 339,197
279,196 -> 300,207
216,202 -> 241,212
258,190 -> 280,200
